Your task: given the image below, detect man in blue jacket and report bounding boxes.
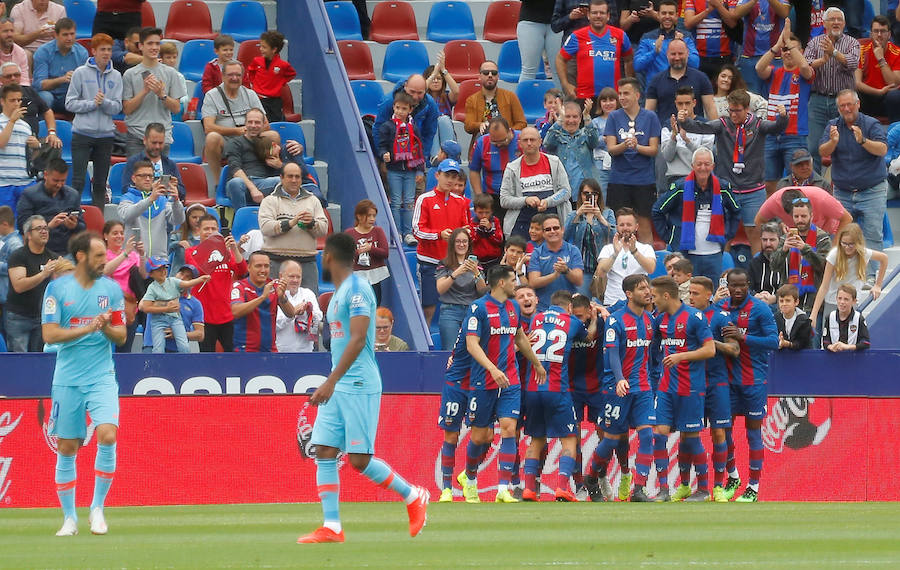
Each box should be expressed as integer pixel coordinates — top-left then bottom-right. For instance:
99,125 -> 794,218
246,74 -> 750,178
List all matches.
633,0 -> 699,83
372,74 -> 438,159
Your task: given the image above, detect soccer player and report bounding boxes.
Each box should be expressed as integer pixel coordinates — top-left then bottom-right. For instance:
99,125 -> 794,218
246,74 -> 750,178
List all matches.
687,276 -> 740,502
42,231 -> 127,536
718,267 -> 778,502
523,290 -> 598,502
512,284 -> 539,496
651,276 -> 715,502
437,322 -> 473,503
300,233 -> 428,543
459,265 -> 546,504
585,274 -> 656,502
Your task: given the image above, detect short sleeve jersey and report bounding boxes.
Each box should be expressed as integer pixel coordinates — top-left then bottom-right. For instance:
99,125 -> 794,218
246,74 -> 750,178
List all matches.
702,305 -> 733,388
42,274 -> 125,387
569,317 -> 604,394
718,296 -> 778,386
466,294 -> 521,390
231,278 -> 277,352
739,0 -> 788,57
859,40 -> 900,90
766,66 -> 813,136
603,306 -> 655,391
656,304 -> 713,395
470,131 -> 519,195
604,108 -> 661,185
560,25 -> 633,99
527,306 -> 586,392
686,0 -> 739,58
328,273 -> 381,393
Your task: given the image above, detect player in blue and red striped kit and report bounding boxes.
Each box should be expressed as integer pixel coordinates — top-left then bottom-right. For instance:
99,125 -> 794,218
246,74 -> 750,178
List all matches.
436,324 -> 473,503
460,265 -> 545,504
651,276 -> 715,502
523,290 -> 599,502
718,267 -> 778,502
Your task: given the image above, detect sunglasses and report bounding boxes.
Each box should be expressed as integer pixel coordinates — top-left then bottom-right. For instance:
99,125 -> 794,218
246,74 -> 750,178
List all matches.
543,225 -> 561,232
480,70 -> 498,76
791,197 -> 811,204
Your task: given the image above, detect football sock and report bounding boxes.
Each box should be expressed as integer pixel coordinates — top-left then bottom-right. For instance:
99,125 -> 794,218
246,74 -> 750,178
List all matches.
747,427 -> 764,489
683,437 -> 708,492
511,442 -> 522,486
677,441 -> 691,487
362,457 -> 415,504
523,458 -> 540,492
712,440 -> 727,487
725,428 -> 737,477
634,428 -> 653,487
465,440 -> 481,481
572,444 -> 583,489
440,441 -> 456,490
315,458 -> 341,532
653,433 -> 669,487
616,437 -> 630,470
498,437 -> 516,487
55,452 -> 77,522
90,443 -> 116,511
588,437 -> 616,478
558,454 -> 575,489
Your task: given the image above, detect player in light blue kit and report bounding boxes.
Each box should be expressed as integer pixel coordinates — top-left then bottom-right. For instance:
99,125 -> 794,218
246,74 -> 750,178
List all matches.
41,232 -> 127,537
299,233 -> 428,544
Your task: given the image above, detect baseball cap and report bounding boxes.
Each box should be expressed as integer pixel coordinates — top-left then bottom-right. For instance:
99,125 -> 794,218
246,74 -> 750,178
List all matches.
440,140 -> 461,161
437,158 -> 463,174
790,148 -> 813,165
177,264 -> 199,278
145,256 -> 169,272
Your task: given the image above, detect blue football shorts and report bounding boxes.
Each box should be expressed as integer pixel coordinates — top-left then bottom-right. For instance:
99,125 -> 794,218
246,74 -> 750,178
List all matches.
704,383 -> 732,428
655,391 -> 705,432
730,383 -> 768,419
523,391 -> 578,438
437,382 -> 469,432
311,391 -> 381,454
49,375 -> 119,440
467,385 -> 521,428
602,389 -> 656,435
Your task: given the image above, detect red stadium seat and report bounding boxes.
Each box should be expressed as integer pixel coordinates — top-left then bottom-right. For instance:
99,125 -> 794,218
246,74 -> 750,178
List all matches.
369,1 -> 419,44
281,85 -> 301,122
76,37 -> 93,56
142,1 -> 156,26
81,205 -> 104,233
483,1 -> 521,43
237,40 -> 262,70
337,40 -> 376,80
178,163 -> 216,207
453,79 -> 481,122
165,0 -> 217,42
318,291 -> 334,315
443,40 -> 485,82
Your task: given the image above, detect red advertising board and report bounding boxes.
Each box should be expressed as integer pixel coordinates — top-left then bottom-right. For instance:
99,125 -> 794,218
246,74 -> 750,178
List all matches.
0,394 -> 895,508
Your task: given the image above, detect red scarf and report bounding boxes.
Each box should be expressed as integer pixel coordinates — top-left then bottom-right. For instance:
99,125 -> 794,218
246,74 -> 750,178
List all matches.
391,116 -> 425,169
787,225 -> 818,295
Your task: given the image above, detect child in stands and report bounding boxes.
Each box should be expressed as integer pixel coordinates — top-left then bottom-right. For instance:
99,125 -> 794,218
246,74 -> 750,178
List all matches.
248,30 -> 297,123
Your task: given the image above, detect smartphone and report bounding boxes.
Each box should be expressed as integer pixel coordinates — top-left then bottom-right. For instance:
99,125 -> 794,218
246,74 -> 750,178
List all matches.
141,70 -> 151,80
590,194 -> 596,208
788,227 -> 799,237
220,227 -> 232,238
719,277 -> 728,289
467,255 -> 478,264
578,2 -> 589,8
68,210 -> 81,217
159,174 -> 171,187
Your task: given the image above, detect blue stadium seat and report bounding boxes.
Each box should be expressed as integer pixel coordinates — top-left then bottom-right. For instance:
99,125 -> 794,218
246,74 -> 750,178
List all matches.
497,40 -> 547,83
269,121 -> 314,165
107,162 -> 126,204
316,251 -> 336,293
515,79 -> 556,124
215,165 -> 231,207
220,1 -> 268,43
649,249 -> 670,278
64,0 -> 96,39
350,80 -> 385,116
66,168 -> 92,204
426,1 -> 476,42
722,251 -> 735,271
179,39 -> 216,82
206,206 -> 221,227
39,119 -> 72,162
231,206 -> 259,241
325,1 -> 364,41
862,0 -> 875,38
381,40 -> 429,83
405,249 -> 419,290
169,121 -> 202,164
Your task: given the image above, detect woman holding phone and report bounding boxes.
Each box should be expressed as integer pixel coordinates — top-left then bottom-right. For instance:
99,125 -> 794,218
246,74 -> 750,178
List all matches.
565,178 -> 615,296
435,227 -> 489,350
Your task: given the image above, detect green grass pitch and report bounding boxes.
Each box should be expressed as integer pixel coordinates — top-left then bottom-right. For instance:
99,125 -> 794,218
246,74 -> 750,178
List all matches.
2,502 -> 900,568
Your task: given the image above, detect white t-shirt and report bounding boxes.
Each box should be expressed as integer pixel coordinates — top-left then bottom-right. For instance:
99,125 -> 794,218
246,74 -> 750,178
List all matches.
598,241 -> 655,305
825,247 -> 873,304
275,287 -> 322,353
690,206 -> 722,255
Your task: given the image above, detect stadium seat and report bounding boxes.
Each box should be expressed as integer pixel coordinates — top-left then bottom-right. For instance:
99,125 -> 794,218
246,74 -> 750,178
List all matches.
220,1 -> 268,43
453,79 -> 482,122
516,79 -> 556,123
215,165 -> 231,207
405,250 -> 419,290
76,37 -> 93,56
381,40 -> 429,83
270,122 -> 313,165
317,252 -> 335,293
483,1 -> 521,43
81,205 -> 104,233
141,1 -> 156,26
39,119 -> 72,162
350,80 -> 385,116
179,39 -> 216,83
106,162 -> 126,204
426,1 -> 476,42
649,250 -> 669,278
231,206 -> 259,241
722,251 -> 735,271
67,168 -> 92,205
280,85 -> 301,122
325,1 -> 364,41
338,40 -> 376,80
317,291 -> 334,315
369,1 -> 419,44
169,122 -> 202,164
442,40 -> 485,82
165,0 -> 217,43
64,0 -> 96,39
205,206 -> 220,227
497,39 -> 547,83
237,40 -> 262,71
178,162 -> 215,207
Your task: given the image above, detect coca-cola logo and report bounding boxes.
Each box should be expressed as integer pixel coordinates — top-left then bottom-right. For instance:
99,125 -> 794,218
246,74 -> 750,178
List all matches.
762,397 -> 833,453
0,410 -> 24,503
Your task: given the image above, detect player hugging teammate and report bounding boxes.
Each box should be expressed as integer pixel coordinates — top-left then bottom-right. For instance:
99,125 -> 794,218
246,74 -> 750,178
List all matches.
436,267 -> 777,503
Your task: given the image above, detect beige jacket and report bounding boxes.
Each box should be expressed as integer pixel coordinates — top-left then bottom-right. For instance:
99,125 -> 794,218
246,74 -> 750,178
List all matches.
258,184 -> 328,258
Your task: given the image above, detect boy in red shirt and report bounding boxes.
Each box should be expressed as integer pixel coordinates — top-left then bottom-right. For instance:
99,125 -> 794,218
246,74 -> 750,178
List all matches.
469,193 -> 504,270
248,30 -> 297,123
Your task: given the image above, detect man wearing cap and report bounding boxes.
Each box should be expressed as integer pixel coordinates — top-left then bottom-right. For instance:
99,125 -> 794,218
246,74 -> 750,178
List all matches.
755,185 -> 852,235
469,117 -> 520,224
141,264 -> 206,353
412,158 -> 472,327
775,148 -> 833,193
138,257 -> 210,353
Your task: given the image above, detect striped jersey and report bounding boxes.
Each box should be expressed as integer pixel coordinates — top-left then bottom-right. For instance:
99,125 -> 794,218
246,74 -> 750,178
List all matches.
466,294 -> 522,390
560,25 -> 632,99
810,0 -> 824,38
657,304 -> 713,395
0,113 -> 35,186
766,66 -> 813,136
231,278 -> 277,352
686,0 -> 738,58
702,305 -> 733,388
469,131 -> 520,195
717,296 -> 778,386
569,317 -> 604,394
739,0 -> 788,57
527,305 -> 587,392
603,306 -> 655,392
444,324 -> 473,390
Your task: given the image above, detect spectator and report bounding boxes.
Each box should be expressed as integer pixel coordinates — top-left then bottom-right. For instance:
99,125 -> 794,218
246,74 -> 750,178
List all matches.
733,0 -> 790,96
756,28 -> 816,196
101,219 -> 143,352
770,198 -> 831,317
0,83 -> 39,215
141,264 -> 205,353
11,0 -> 65,55
0,204 -> 22,336
670,257 -> 694,301
520,0 -> 563,81
652,147 -> 741,281
0,61 -> 60,140
805,8 -> 861,171
500,234 -> 531,286
594,207 -> 656,305
527,212 -> 546,252
169,202 -> 206,271
818,89 -> 888,279
93,0 -> 142,40
557,0 -> 634,101
225,107 -> 283,210
712,63 -> 768,119
469,117 -> 519,219
822,283 -> 870,351
527,212 -> 584,310
65,32 -> 122,208
231,251 -> 295,353
426,139 -> 473,200
634,1 -> 701,83
248,30 -> 296,123
121,27 -> 183,156
158,42 -> 190,119
604,77 -> 661,244
373,75 -> 439,162
550,0 -> 593,46
659,86 -> 716,185
345,199 -> 389,305
258,161 -> 328,294
463,60 -> 527,148
201,34 -> 248,94
775,283 -> 812,350
468,193 -> 504,270
535,87 -> 562,138
748,221 -> 783,304
543,99 -> 602,195
122,122 -> 186,202
32,18 -> 87,113
589,87 -> 619,195
855,16 -> 900,124
683,0 -> 741,79
117,160 -> 184,258
5,213 -> 59,351
564,177 -> 615,295
774,148 -> 834,192
755,185 -> 851,235
436,227 -> 489,349
138,256 -> 209,353
500,126 -> 573,239
111,26 -> 141,76
185,214 -> 247,352
412,158 -> 471,327
374,306 -> 410,351
0,17 -> 30,85
15,158 -> 83,254
274,259 -> 321,353
201,60 -> 265,186
424,51 -> 459,117
663,250 -> 685,276
680,89 -> 788,253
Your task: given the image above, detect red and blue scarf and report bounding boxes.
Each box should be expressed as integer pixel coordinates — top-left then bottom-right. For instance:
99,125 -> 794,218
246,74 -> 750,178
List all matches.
680,172 -> 725,251
788,225 -> 819,294
390,116 -> 425,169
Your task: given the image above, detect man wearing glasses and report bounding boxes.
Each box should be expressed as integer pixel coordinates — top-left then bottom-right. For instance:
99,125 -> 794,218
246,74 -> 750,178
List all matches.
855,16 -> 900,124
526,213 -> 584,310
463,60 -> 527,145
6,213 -> 60,351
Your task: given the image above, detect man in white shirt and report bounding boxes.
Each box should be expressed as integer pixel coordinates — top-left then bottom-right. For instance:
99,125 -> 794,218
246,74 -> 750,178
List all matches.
275,259 -> 322,353
594,207 -> 657,305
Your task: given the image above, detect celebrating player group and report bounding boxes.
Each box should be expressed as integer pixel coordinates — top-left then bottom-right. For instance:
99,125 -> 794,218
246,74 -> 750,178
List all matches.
437,264 -> 777,504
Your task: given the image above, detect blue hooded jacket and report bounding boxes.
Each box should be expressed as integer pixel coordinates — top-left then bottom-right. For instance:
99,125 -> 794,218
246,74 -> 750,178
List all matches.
372,81 -> 439,155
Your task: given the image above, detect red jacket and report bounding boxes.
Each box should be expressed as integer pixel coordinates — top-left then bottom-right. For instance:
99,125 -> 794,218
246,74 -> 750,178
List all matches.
469,216 -> 503,262
185,247 -> 248,325
248,54 -> 297,98
413,189 -> 471,264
